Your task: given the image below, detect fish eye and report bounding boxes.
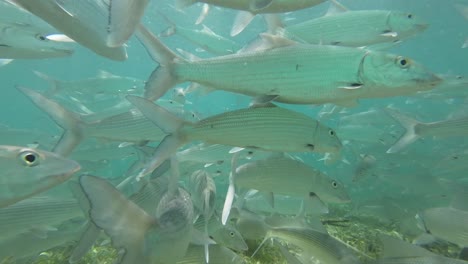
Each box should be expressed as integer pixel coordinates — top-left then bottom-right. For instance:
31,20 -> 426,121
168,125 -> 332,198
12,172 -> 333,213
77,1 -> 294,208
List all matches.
331,180 -> 338,188
329,130 -> 335,136
229,231 -> 235,237
306,143 -> 315,150
35,34 -> 48,41
407,13 -> 413,19
18,150 -> 40,167
396,56 -> 410,68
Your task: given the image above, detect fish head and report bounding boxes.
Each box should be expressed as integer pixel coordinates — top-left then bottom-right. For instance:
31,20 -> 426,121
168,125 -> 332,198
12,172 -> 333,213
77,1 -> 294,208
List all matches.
360,51 -> 442,96
211,225 -> 248,251
312,124 -> 342,154
0,23 -> 74,59
387,12 -> 428,39
316,177 -> 351,204
0,146 -> 80,207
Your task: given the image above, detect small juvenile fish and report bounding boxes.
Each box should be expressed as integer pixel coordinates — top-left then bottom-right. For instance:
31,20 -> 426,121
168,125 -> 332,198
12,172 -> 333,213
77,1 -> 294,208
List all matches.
136,24 -> 441,107
176,0 -> 326,36
0,146 -> 80,208
127,96 -> 342,179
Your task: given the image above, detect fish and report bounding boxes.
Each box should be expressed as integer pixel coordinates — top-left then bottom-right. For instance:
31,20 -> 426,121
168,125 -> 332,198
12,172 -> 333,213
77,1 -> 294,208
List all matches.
0,146 -> 80,208
374,234 -> 468,264
175,0 -> 326,36
33,70 -> 145,98
235,209 -> 363,264
135,24 -> 441,107
17,87 -> 167,157
233,155 -> 351,204
272,1 -> 428,48
0,22 -> 74,59
385,108 -> 468,153
0,196 -> 83,241
105,0 -> 150,47
126,96 -> 342,179
0,219 -> 84,262
159,15 -> 241,55
78,175 -> 194,264
9,0 -> 127,60
188,170 -> 216,262
416,206 -> 468,247
193,215 -> 248,252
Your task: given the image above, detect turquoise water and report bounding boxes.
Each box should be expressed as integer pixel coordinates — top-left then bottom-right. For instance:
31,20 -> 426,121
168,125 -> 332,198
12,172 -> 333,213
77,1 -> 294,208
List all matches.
0,0 -> 467,263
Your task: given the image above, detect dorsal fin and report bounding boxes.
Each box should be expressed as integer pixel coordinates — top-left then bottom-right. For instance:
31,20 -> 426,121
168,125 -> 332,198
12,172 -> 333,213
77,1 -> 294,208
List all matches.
326,0 -> 349,16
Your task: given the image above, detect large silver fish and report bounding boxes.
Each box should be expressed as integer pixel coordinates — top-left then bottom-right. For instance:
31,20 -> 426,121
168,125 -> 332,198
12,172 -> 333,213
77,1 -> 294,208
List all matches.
127,96 -> 342,179
136,24 -> 441,107
0,196 -> 83,241
274,1 -> 428,47
17,87 -> 167,157
9,0 -> 127,60
78,175 -> 194,264
234,155 -> 350,204
0,146 -> 80,208
375,234 -> 468,264
0,22 -> 74,59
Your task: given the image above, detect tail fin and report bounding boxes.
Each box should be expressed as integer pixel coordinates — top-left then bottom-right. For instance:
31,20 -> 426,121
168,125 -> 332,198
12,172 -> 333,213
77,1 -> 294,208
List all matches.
33,71 -> 61,96
126,95 -> 187,180
385,108 -> 421,153
106,0 -> 150,47
79,175 -> 156,264
17,86 -> 84,156
135,24 -> 184,100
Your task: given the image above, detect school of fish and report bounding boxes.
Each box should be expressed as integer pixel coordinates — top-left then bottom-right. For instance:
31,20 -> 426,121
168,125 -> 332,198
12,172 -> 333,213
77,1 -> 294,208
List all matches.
0,0 -> 467,263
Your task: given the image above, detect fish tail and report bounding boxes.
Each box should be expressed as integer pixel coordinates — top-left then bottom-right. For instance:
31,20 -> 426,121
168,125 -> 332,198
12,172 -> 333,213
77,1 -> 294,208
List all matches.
16,86 -> 85,156
136,24 -> 183,101
78,175 -> 154,264
33,71 -> 61,96
126,95 -> 187,179
204,221 -> 210,263
106,0 -> 150,47
385,108 -> 421,153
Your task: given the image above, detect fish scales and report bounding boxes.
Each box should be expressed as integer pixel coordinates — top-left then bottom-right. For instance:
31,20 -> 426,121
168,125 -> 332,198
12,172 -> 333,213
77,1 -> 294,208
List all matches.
184,107 -> 322,150
285,11 -> 396,45
87,111 -> 165,142
176,44 -> 364,103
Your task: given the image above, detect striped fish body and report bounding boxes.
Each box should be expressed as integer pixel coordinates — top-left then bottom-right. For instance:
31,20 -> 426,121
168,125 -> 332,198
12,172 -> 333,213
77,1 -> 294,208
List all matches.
195,0 -> 325,14
176,44 -> 365,104
181,106 -> 341,153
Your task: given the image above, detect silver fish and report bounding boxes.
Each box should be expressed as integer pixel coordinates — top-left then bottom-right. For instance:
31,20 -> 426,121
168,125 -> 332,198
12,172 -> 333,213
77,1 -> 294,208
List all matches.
0,22 -> 73,59
78,175 -> 194,264
234,155 -> 351,204
136,24 -> 441,107
127,96 -> 341,179
385,108 -> 468,153
10,0 -> 127,60
0,196 -> 83,241
177,244 -> 245,264
17,87 -> 167,157
275,2 -> 428,47
0,146 -> 80,208
375,234 -> 468,264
